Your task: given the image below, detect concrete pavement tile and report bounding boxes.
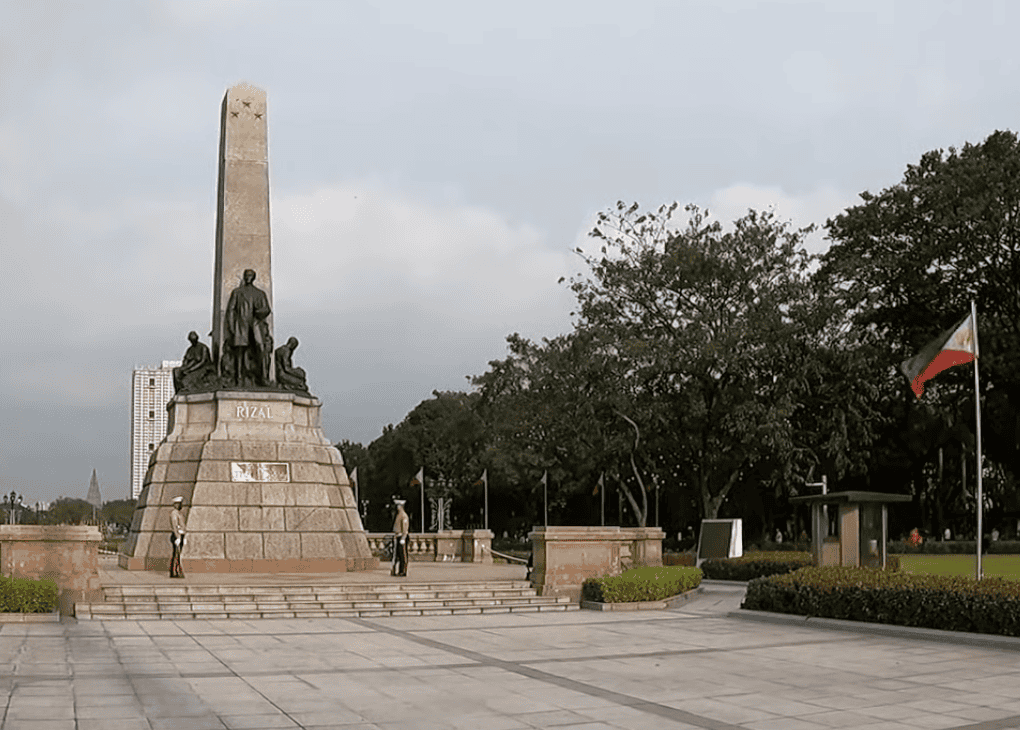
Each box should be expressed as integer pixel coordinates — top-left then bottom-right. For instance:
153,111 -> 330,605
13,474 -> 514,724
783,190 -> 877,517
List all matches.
946,707 -> 1020,723
744,719 -> 827,730
74,693 -> 139,705
604,716 -> 704,730
668,698 -> 775,724
219,714 -> 300,729
484,694 -> 565,714
7,695 -> 73,708
511,709 -> 593,726
290,710 -> 369,725
148,716 -> 228,730
77,719 -> 152,730
799,710 -> 885,727
5,706 -> 76,720
857,703 -> 920,720
712,692 -> 825,717
446,716 -> 534,730
0,721 -> 76,730
901,698 -> 973,713
75,703 -> 146,719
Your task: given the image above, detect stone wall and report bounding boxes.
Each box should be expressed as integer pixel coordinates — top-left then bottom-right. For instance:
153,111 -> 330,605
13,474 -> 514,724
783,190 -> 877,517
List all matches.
528,526 -> 665,602
366,530 -> 493,563
0,525 -> 102,613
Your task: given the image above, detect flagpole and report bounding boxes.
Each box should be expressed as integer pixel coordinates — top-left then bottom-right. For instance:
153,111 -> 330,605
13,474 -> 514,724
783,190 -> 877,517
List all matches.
543,471 -> 548,528
601,472 -> 605,527
483,469 -> 488,531
419,468 -> 425,534
972,299 -> 983,580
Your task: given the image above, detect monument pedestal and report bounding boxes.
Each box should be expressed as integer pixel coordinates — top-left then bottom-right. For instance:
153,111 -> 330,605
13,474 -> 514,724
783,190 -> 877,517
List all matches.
120,391 -> 377,573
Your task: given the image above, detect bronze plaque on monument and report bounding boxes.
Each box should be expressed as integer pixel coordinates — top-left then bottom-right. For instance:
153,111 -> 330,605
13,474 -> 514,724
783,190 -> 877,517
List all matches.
230,462 -> 291,483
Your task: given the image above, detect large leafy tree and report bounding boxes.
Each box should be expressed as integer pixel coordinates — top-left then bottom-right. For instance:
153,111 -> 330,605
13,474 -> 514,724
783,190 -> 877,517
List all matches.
473,329 -> 664,527
818,130 -> 1020,531
362,391 -> 490,531
101,499 -> 137,533
569,202 -> 820,519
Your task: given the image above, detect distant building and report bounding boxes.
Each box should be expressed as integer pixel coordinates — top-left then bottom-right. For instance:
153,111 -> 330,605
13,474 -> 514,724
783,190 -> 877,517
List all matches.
130,361 -> 180,499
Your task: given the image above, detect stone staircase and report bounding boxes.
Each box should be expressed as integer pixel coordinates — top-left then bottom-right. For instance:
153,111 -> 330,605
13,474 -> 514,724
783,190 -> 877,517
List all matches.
75,580 -> 578,620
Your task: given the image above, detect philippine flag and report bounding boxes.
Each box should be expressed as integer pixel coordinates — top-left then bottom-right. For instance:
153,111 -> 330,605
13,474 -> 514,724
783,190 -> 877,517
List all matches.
900,312 -> 977,398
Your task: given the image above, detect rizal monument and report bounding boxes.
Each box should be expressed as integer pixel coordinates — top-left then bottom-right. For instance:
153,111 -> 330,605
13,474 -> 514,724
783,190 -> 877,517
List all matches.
120,83 -> 376,573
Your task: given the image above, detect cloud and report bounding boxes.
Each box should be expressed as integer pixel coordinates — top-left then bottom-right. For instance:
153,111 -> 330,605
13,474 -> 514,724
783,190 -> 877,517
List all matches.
272,181 -> 573,329
707,183 -> 856,256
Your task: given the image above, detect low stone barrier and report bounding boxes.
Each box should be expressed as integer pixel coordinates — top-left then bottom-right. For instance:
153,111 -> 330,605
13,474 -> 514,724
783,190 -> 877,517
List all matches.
366,530 -> 493,563
0,525 -> 102,614
528,526 -> 665,602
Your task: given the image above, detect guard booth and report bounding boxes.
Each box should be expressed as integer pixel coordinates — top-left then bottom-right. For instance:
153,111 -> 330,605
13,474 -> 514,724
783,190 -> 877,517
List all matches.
790,491 -> 912,569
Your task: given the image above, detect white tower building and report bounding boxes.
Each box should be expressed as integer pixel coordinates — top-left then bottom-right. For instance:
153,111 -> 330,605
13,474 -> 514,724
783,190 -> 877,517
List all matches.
130,361 -> 180,499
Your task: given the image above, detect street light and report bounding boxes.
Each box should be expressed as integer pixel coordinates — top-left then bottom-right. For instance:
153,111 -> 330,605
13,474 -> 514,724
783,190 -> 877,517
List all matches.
4,491 -> 22,525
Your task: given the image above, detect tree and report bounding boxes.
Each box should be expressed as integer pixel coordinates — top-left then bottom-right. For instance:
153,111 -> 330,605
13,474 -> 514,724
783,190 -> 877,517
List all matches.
101,499 -> 136,534
820,130 -> 1020,476
473,330 -> 658,527
362,392 -> 491,531
568,202 -> 819,519
46,498 -> 93,525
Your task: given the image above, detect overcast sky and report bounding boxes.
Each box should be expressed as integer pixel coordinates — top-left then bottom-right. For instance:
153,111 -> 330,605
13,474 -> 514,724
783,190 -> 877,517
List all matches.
2,0 -> 1017,503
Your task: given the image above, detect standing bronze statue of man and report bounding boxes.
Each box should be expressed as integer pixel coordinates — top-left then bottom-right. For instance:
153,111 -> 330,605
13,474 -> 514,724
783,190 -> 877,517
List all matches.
222,269 -> 272,388
391,500 -> 410,577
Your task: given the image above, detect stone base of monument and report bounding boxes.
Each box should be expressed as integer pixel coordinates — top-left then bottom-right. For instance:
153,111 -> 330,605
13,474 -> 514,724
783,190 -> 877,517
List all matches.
120,391 -> 378,573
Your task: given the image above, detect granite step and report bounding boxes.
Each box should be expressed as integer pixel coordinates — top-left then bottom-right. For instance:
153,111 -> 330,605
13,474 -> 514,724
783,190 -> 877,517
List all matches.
76,581 -> 577,620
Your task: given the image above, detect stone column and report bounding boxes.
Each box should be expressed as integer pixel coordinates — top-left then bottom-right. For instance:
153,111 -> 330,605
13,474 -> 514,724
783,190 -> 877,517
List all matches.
211,83 -> 274,370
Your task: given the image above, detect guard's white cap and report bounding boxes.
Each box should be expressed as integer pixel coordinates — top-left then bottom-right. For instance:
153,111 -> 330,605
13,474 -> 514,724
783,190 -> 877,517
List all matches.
171,496 -> 184,504
394,499 -> 406,506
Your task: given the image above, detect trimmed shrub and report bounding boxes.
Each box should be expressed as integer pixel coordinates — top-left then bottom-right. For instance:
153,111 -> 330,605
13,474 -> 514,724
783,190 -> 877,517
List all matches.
582,566 -> 702,603
0,577 -> 59,613
745,540 -> 812,553
742,566 -> 1020,636
701,551 -> 813,581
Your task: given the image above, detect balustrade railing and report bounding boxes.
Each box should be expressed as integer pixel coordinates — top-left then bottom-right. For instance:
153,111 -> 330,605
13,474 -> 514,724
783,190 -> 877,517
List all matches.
366,530 -> 493,563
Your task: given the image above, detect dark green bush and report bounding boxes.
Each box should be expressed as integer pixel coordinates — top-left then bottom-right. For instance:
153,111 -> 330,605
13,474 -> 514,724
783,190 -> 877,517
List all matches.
582,566 -> 702,603
887,540 -> 1020,555
0,577 -> 59,613
745,540 -> 812,553
701,551 -> 813,581
742,566 -> 1020,636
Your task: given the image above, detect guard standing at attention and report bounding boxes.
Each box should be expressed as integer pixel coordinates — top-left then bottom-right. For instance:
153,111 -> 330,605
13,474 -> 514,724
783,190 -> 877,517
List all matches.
170,496 -> 187,578
392,500 -> 410,577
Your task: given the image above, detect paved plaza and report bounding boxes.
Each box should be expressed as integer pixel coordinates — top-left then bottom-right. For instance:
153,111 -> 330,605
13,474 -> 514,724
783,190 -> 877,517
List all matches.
2,583 -> 1020,730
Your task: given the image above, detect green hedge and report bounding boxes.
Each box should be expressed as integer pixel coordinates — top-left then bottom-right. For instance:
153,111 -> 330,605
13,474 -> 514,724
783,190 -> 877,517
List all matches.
0,577 -> 59,613
742,566 -> 1020,636
701,551 -> 813,581
888,540 -> 1020,555
582,566 -> 702,603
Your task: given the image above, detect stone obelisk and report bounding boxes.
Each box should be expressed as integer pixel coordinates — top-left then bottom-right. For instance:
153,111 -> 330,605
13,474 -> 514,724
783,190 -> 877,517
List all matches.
211,83 -> 273,373
120,84 -> 376,574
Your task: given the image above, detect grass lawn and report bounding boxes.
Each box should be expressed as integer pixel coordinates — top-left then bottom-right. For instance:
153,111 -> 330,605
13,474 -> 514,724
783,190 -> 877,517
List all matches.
898,554 -> 1020,580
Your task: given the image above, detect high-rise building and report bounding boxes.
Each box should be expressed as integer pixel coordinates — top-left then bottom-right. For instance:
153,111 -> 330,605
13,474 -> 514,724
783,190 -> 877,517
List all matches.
130,361 -> 180,499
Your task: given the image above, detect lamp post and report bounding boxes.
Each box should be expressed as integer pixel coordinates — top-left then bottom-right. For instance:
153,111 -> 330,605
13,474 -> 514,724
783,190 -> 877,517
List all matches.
5,491 -> 22,525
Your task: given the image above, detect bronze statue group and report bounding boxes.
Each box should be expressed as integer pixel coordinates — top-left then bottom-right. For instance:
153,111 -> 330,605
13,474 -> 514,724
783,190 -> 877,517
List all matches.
173,269 -> 309,395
